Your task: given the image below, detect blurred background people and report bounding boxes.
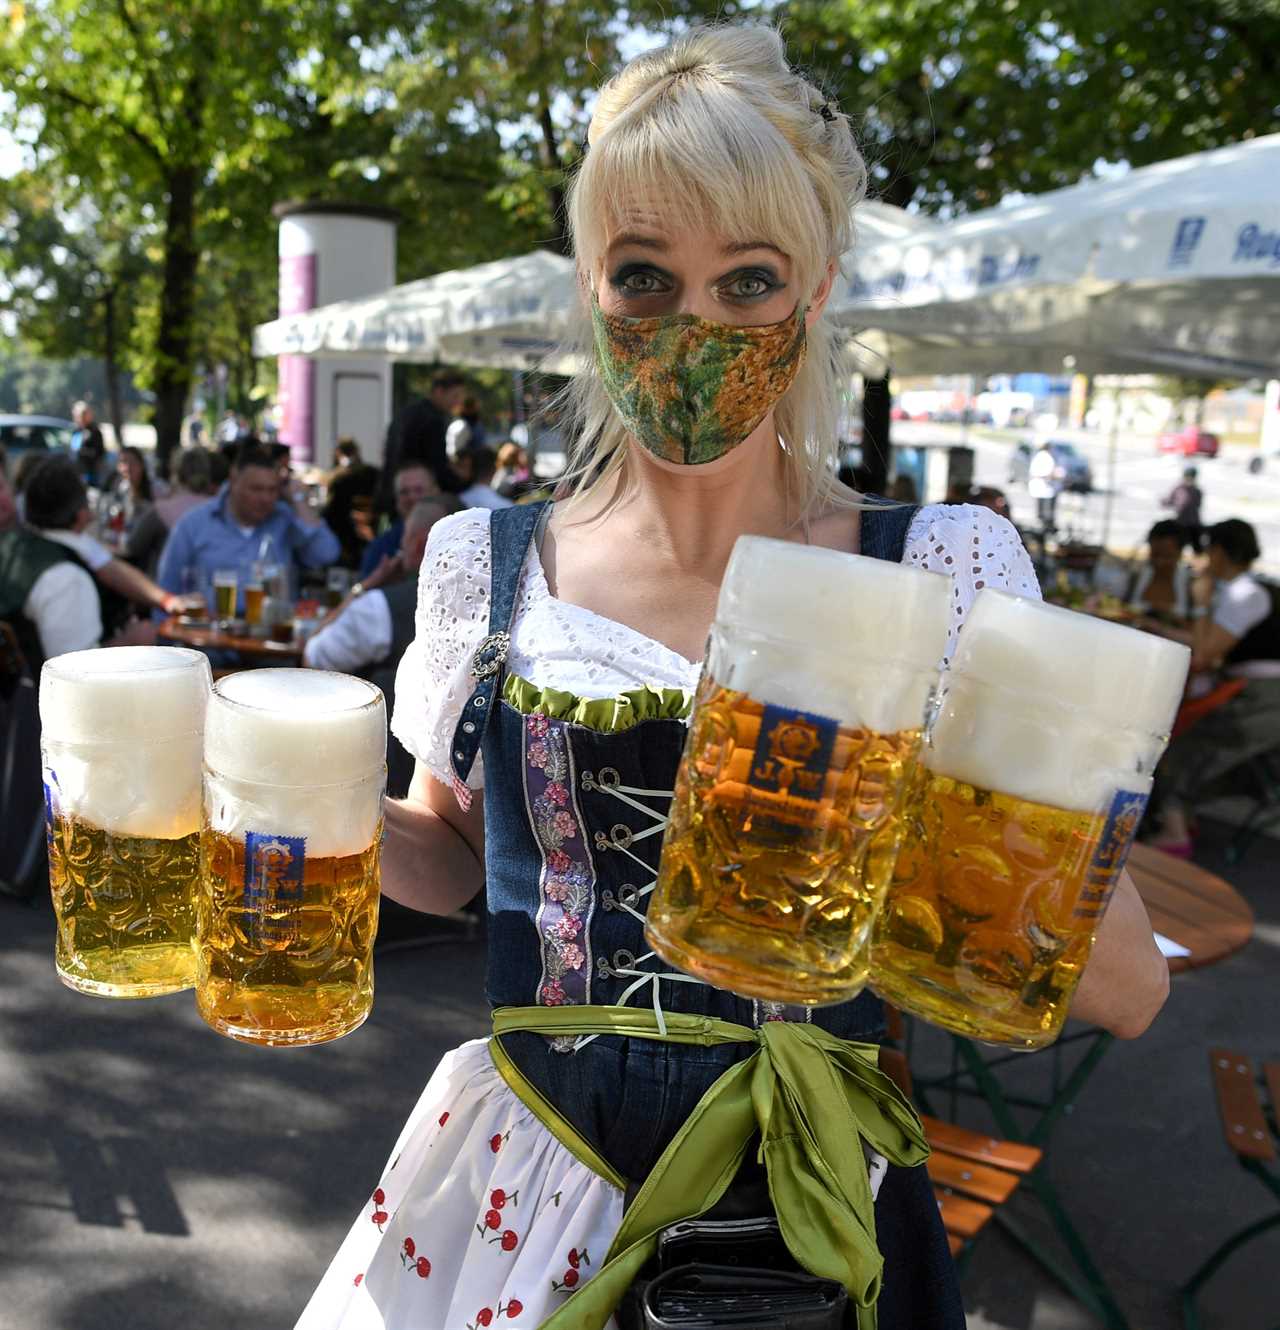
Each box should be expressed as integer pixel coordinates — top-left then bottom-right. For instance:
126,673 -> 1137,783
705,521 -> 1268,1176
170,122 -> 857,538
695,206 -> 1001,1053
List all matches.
304,494 -> 459,677
156,441 -> 340,611
455,445 -> 513,510
69,400 -> 105,486
1028,437 -> 1062,530
24,456 -> 189,633
1127,519 -> 1192,624
445,393 -> 485,459
491,441 -> 531,500
98,444 -> 156,548
1163,465 -> 1204,549
126,446 -> 217,577
322,438 -> 382,570
359,460 -> 438,578
1146,518 -> 1280,854
379,371 -> 466,515
0,461 -> 101,666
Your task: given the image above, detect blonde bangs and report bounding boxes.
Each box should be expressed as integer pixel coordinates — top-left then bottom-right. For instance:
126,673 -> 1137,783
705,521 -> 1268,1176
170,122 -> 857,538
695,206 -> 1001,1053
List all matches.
571,87 -> 828,298
554,24 -> 868,518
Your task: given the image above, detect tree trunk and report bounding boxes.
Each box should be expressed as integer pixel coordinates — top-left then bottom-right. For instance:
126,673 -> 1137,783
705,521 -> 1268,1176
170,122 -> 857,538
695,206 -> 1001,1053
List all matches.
861,374 -> 892,495
537,99 -> 569,257
152,163 -> 201,467
102,285 -> 126,455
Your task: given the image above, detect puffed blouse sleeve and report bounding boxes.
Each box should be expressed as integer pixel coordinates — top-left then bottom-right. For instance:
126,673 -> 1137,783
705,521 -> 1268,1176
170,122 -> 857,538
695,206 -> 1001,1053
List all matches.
390,507 -> 494,794
900,503 -> 1042,664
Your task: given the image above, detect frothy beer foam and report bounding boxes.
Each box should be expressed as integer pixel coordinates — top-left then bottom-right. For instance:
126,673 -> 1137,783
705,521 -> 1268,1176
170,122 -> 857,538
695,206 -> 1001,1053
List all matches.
40,647 -> 211,838
714,535 -> 951,733
204,670 -> 386,858
928,590 -> 1192,811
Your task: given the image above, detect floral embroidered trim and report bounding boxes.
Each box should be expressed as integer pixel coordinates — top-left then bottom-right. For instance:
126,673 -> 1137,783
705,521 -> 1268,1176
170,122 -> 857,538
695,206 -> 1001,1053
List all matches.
524,714 -> 597,1017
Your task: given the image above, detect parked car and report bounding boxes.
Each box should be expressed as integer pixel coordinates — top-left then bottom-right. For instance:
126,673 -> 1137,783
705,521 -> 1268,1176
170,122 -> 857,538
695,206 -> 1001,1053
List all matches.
1008,440 -> 1094,493
0,414 -> 75,463
1157,426 -> 1220,458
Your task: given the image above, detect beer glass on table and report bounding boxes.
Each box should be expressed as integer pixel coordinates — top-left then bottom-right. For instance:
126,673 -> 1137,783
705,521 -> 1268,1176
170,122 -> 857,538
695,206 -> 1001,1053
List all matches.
646,536 -> 951,1006
40,646 -> 212,997
243,567 -> 267,629
869,590 -> 1191,1049
196,669 -> 386,1046
212,568 -> 238,626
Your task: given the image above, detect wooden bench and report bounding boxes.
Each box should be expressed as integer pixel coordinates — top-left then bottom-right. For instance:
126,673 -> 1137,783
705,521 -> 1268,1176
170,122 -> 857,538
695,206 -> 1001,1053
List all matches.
1181,1048 -> 1280,1329
878,1041 -> 1042,1260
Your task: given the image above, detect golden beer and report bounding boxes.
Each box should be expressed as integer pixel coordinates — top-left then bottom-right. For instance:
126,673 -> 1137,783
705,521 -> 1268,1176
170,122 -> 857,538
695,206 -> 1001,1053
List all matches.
196,669 -> 386,1046
647,536 -> 951,1005
40,646 -> 211,998
649,679 -> 919,1004
244,583 -> 266,626
869,590 -> 1191,1047
214,577 -> 237,620
197,825 -> 381,1046
48,817 -> 200,996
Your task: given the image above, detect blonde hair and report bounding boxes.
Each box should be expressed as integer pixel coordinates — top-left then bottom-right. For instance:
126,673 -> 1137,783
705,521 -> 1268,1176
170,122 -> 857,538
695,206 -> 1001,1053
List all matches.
557,24 -> 867,513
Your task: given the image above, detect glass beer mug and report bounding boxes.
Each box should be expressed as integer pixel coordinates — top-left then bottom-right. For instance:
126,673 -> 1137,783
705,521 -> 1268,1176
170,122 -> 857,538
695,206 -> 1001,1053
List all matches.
870,590 -> 1191,1048
646,535 -> 951,1005
40,646 -> 212,997
196,669 -> 386,1046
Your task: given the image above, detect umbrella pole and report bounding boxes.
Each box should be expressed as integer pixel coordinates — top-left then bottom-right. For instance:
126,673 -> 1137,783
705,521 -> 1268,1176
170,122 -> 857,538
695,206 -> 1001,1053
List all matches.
1101,402 -> 1120,553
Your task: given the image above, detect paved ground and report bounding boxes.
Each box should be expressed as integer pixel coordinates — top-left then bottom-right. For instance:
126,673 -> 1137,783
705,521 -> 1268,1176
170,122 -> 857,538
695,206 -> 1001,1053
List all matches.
894,420 -> 1280,576
2,819 -> 1274,1330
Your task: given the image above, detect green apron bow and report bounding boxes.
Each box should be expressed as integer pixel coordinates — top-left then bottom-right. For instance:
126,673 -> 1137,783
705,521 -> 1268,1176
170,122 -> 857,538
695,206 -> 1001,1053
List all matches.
490,1005 -> 929,1330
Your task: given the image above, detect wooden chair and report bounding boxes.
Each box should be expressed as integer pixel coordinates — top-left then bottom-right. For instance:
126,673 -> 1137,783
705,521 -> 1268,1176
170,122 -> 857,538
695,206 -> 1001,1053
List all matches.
1181,1048 -> 1280,1330
878,1009 -> 1042,1263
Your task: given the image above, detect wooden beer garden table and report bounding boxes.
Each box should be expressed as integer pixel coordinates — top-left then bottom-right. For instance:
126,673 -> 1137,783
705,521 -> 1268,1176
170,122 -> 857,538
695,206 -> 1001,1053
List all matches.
157,615 -> 304,666
904,845 -> 1255,1329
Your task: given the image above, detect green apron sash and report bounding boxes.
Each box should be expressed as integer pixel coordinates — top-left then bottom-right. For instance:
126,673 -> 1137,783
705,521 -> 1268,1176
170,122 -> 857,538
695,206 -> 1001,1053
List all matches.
489,1005 -> 930,1330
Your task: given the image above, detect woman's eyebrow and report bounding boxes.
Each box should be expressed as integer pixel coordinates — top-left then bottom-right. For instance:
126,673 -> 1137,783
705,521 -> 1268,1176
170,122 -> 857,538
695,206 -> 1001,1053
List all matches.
606,231 -> 669,254
722,240 -> 789,260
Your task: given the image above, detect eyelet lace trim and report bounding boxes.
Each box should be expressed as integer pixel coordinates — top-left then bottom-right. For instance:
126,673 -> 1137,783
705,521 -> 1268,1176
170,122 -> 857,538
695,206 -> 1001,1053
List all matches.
390,504 -> 1042,799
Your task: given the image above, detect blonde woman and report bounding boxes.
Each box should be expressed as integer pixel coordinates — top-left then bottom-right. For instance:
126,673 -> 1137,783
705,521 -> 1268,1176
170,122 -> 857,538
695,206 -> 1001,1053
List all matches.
297,26 -> 1168,1330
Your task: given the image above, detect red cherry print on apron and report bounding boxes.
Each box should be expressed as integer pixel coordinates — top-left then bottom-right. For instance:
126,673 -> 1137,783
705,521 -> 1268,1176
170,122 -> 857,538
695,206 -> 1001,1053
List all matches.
369,1186 -> 388,1230
469,1310 -> 494,1329
552,1247 -> 590,1293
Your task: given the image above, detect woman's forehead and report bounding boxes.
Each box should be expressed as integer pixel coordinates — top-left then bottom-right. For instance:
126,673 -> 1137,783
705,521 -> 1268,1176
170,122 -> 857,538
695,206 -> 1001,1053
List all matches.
600,204 -> 791,261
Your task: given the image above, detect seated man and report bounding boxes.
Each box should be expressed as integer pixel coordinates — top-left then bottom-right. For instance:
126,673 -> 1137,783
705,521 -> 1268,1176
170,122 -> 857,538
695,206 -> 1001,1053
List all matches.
23,456 -> 192,630
156,440 -> 341,610
359,459 -> 437,578
1146,517 -> 1280,854
455,444 -> 515,511
0,465 -> 102,666
303,496 -> 458,677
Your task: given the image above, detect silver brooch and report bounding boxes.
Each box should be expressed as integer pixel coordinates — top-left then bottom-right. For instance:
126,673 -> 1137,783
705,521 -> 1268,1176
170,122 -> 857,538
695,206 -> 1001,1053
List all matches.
470,631 -> 511,680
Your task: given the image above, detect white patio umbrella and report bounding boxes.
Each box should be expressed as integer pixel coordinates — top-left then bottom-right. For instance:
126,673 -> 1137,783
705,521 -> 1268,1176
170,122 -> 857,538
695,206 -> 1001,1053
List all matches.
252,202 -> 937,371
834,133 -> 1280,379
252,250 -> 578,368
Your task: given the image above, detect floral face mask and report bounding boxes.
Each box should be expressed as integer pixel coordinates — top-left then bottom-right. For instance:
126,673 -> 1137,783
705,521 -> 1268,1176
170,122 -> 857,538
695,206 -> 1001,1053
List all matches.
590,297 -> 808,465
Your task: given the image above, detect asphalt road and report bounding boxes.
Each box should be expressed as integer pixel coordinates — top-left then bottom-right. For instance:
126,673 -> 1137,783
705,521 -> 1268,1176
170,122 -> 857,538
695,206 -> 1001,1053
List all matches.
4,813 -> 1277,1330
895,420 -> 1280,576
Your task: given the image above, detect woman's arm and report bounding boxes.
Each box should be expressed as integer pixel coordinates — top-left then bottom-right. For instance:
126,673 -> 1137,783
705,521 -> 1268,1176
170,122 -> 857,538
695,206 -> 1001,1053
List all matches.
96,556 -> 184,613
381,760 -> 486,915
1067,871 -> 1170,1038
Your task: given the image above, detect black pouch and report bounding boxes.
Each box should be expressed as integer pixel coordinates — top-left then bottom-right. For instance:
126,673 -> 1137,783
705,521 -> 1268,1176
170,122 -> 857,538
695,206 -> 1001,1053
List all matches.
634,1263 -> 846,1329
616,1152 -> 847,1330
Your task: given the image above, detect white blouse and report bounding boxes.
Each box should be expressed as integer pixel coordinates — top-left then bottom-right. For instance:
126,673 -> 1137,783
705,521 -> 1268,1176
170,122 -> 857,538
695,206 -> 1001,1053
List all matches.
391,503 -> 1041,795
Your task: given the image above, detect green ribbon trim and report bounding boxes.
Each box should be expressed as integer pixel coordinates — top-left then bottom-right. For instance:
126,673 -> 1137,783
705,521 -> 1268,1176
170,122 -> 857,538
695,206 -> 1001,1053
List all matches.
502,674 -> 693,733
490,1005 -> 929,1330
489,1035 -> 628,1191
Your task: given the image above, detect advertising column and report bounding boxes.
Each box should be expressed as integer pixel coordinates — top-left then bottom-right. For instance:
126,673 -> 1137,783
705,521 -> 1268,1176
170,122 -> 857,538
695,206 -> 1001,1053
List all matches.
278,244 -> 317,462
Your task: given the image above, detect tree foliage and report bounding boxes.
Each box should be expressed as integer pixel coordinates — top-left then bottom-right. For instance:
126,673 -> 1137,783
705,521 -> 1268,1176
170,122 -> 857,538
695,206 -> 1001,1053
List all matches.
781,0 -> 1280,211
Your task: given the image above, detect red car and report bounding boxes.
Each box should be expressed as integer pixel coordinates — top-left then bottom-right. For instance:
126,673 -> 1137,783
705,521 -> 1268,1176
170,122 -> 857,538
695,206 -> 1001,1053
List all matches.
1157,426 -> 1220,457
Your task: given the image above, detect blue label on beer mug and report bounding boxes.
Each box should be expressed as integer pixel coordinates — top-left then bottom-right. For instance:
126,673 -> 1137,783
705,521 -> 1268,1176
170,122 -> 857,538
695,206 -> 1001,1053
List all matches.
1075,789 -> 1149,920
749,704 -> 839,803
244,832 -> 306,945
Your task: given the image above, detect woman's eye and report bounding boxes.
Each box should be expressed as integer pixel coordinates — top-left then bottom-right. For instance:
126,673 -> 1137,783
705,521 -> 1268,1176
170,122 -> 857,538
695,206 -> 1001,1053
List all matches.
610,266 -> 668,295
722,270 -> 780,300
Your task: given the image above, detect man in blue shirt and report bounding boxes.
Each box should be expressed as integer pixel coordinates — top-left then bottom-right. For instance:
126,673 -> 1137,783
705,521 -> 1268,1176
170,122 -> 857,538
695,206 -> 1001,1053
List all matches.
358,459 -> 437,579
156,442 -> 340,610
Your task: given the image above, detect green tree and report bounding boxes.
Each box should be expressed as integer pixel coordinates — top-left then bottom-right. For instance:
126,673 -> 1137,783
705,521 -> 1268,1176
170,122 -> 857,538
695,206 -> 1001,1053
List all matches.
782,0 -> 1280,211
0,0 -> 404,462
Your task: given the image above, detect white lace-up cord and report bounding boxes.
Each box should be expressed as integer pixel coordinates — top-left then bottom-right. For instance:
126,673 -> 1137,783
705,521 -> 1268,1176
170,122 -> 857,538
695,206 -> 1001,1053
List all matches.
573,776 -> 715,1050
